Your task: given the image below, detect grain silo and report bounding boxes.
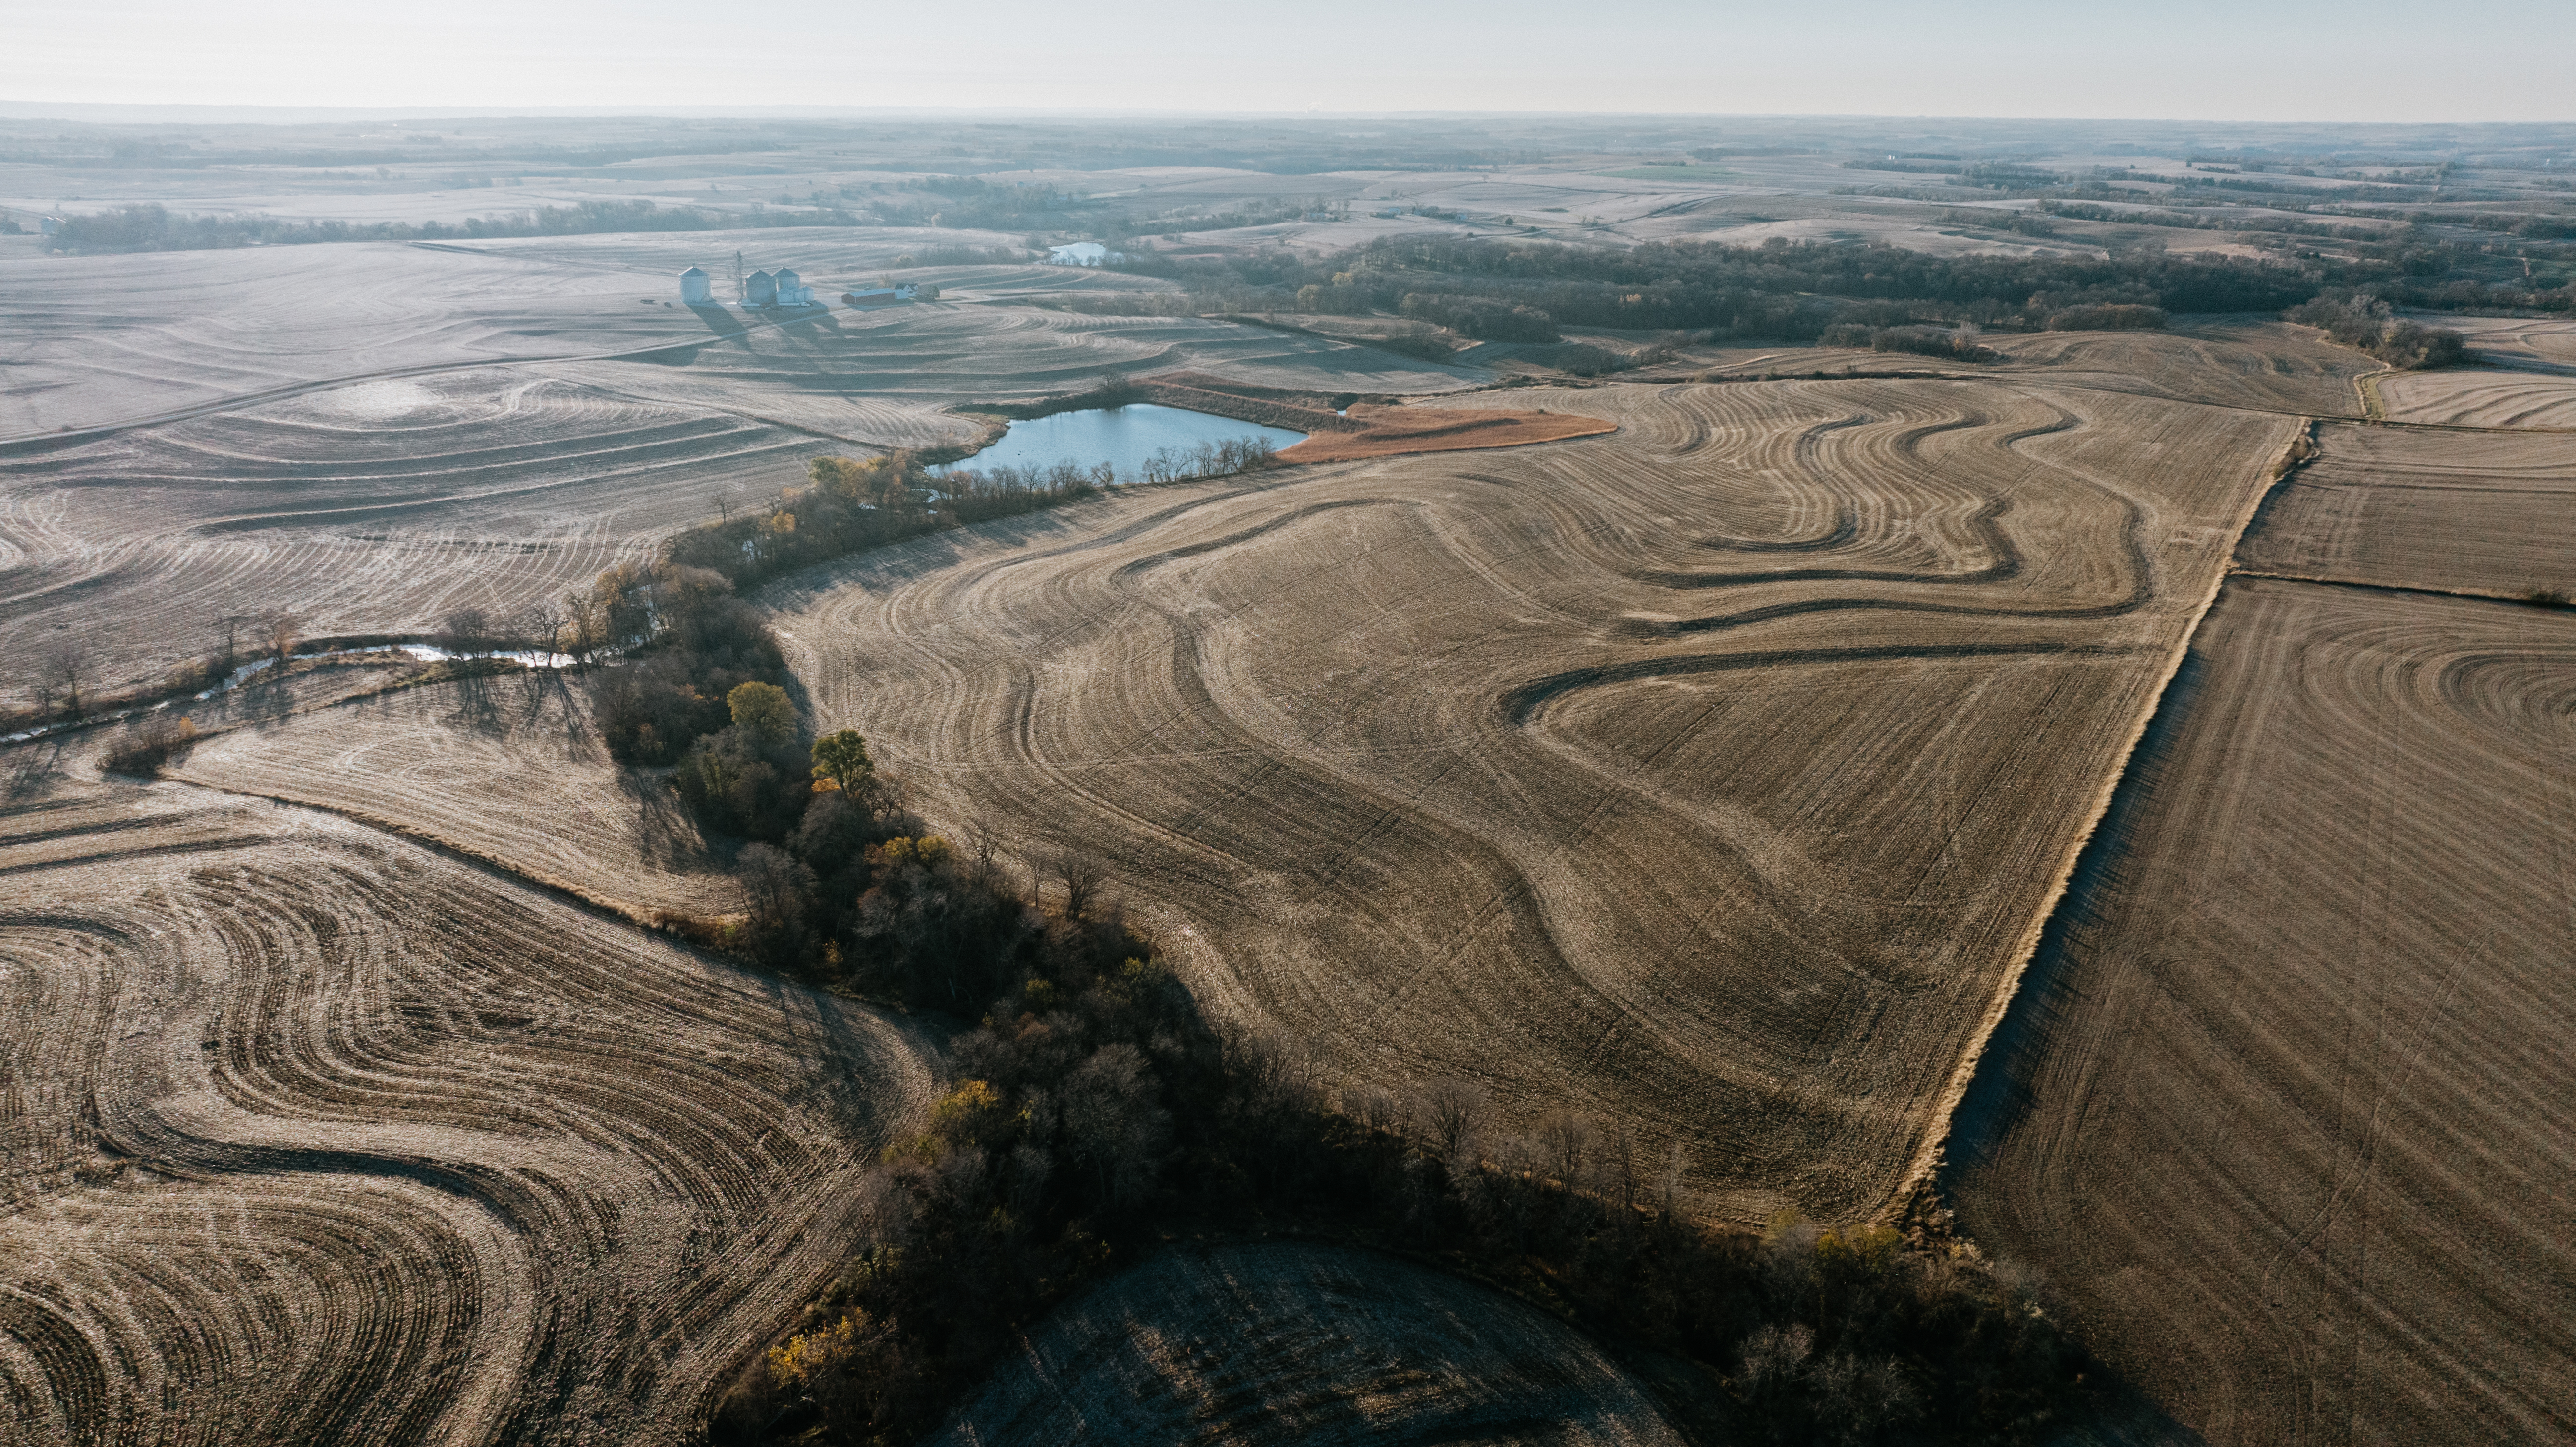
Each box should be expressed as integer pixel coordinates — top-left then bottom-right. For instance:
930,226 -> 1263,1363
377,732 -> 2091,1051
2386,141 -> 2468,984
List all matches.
774,267 -> 808,305
679,266 -> 712,304
744,269 -> 776,307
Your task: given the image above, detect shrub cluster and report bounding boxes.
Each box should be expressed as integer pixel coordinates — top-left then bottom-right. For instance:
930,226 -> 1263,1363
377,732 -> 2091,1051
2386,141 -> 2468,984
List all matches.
584,564 -> 790,767
97,716 -> 196,776
1397,290 -> 1562,341
2286,294 -> 2467,368
1818,322 -> 1995,361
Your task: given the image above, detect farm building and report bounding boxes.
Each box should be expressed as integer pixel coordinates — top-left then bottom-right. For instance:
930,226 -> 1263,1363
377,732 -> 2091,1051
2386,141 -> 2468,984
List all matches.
774,267 -> 814,306
841,284 -> 918,306
743,269 -> 776,307
678,266 -> 711,304
1048,242 -> 1121,266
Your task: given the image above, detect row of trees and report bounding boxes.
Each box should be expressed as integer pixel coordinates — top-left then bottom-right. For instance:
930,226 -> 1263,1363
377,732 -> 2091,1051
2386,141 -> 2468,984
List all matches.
48,199 -> 835,253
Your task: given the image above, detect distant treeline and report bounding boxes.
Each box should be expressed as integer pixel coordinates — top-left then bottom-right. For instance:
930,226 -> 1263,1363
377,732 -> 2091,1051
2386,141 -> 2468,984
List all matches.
1123,234 -> 2335,340
45,199 -> 858,252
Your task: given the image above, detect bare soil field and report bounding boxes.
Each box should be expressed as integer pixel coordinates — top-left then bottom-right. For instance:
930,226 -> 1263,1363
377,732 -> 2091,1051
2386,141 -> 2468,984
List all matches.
771,376 -> 2293,1221
1276,400 -> 1619,463
172,670 -> 739,921
1945,578 -> 2576,1445
2426,315 -> 2576,373
0,241 -> 705,439
0,368 -> 813,708
1982,320 -> 2378,417
0,775 -> 938,1446
929,1242 -> 1682,1447
2235,421 -> 2576,597
2374,369 -> 2576,428
0,245 -> 1471,710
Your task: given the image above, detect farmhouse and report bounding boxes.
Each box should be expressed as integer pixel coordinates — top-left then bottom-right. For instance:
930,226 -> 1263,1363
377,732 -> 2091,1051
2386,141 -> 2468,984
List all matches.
678,266 -> 711,304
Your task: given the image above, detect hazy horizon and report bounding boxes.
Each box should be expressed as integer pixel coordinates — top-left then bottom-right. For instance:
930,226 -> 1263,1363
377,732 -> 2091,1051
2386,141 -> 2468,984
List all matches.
9,0 -> 2573,124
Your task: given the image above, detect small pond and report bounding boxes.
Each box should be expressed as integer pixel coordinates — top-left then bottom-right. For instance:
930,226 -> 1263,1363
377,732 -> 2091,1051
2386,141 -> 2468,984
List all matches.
938,404 -> 1305,484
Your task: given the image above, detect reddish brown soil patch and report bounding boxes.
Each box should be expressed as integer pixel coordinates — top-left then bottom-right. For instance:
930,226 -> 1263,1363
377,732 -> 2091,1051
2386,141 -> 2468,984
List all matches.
1138,371 -> 1615,462
1276,401 -> 1616,461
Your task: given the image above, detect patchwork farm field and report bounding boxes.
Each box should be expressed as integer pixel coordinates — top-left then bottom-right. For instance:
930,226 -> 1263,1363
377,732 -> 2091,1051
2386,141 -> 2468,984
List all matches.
7,114 -> 2573,1438
2235,421 -> 2576,597
0,242 -> 1471,711
773,377 -> 2295,1221
1946,578 -> 2576,1445
0,778 -> 938,1445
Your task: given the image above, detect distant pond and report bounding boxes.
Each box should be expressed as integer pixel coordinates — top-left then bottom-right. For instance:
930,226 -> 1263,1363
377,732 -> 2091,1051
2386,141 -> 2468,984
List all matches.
938,404 -> 1306,485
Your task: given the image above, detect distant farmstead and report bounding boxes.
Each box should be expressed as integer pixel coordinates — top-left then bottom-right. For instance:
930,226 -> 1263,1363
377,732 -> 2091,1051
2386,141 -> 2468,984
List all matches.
1048,242 -> 1121,267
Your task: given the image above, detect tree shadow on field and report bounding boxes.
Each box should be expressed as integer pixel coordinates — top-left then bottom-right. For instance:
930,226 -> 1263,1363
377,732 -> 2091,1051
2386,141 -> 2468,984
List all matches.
622,764 -> 725,873
2,738 -> 70,803
442,668 -> 506,738
539,670 -> 604,764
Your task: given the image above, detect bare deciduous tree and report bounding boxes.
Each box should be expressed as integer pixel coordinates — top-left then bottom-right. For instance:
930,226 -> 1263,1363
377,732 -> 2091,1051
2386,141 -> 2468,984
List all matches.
1046,849 -> 1107,921
38,637 -> 95,719
1410,1077 -> 1490,1160
739,842 -> 817,939
258,610 -> 299,668
439,606 -> 491,657
1535,1109 -> 1598,1191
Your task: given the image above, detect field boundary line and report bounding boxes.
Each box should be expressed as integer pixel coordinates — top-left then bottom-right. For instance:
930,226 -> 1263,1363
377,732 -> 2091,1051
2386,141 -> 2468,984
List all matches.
2227,567 -> 2568,609
1881,415 -> 2317,1228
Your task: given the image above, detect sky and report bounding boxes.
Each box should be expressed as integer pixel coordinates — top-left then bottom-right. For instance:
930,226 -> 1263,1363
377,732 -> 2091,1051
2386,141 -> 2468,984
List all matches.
4,0 -> 2570,123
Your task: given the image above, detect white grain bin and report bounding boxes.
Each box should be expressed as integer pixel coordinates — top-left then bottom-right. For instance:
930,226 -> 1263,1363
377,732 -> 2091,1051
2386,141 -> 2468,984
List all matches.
679,266 -> 712,304
744,269 -> 776,307
774,267 -> 809,305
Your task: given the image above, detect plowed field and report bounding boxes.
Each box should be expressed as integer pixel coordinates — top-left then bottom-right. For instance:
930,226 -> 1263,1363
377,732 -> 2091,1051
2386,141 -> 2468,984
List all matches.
0,369 -> 814,708
172,671 -> 738,920
930,1242 -> 1682,1446
0,780 -> 938,1446
1946,578 -> 2576,1445
774,378 -> 2293,1220
2235,422 -> 2576,596
2376,370 -> 2576,429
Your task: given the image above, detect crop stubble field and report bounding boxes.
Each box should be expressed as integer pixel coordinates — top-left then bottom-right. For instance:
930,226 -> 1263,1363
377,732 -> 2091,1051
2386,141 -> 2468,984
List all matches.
0,238 -> 1470,710
1946,578 -> 2576,1444
171,671 -> 740,921
0,776 -> 938,1446
2235,422 -> 2576,597
774,376 -> 2294,1220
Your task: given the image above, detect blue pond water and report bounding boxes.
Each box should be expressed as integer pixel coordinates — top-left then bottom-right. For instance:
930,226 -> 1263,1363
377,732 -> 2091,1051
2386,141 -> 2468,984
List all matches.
938,404 -> 1305,483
